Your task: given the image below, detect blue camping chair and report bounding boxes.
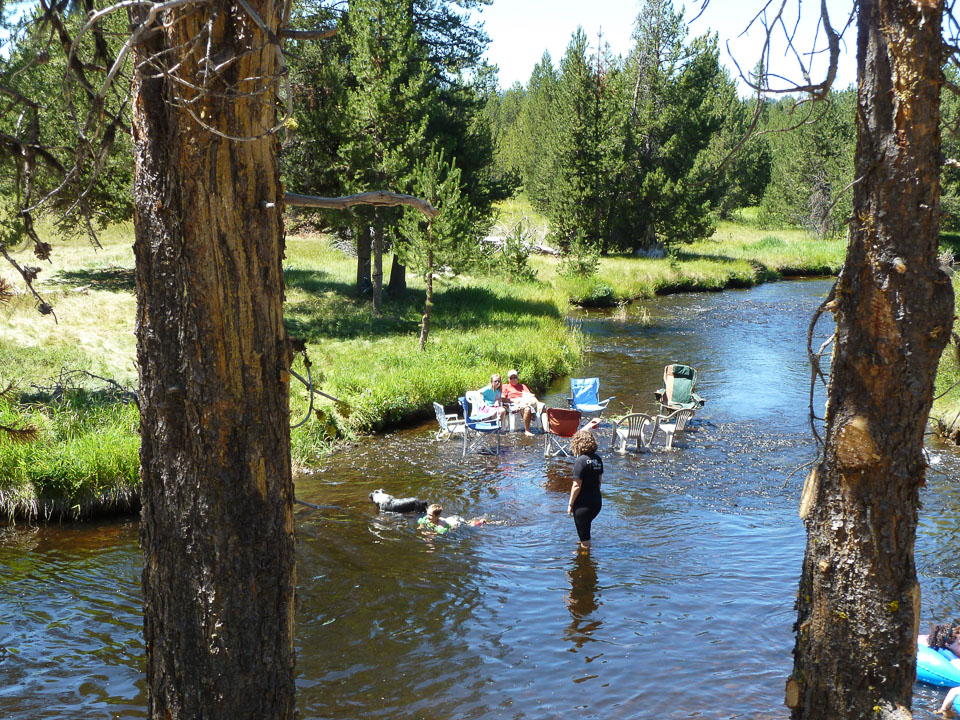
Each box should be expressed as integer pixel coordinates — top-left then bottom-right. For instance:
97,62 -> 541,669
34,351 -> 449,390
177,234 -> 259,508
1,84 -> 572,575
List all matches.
567,377 -> 614,420
459,396 -> 501,457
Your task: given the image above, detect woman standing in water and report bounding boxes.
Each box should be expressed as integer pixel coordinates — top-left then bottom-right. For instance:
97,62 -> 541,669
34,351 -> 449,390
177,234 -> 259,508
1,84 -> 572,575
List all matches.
568,429 -> 603,550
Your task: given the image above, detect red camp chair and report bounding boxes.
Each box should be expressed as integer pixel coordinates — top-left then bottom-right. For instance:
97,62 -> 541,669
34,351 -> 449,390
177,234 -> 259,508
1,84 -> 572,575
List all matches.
543,407 -> 582,457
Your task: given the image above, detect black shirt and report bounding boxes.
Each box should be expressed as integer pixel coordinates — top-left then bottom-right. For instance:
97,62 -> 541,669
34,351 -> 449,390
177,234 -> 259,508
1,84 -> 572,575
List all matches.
572,452 -> 603,507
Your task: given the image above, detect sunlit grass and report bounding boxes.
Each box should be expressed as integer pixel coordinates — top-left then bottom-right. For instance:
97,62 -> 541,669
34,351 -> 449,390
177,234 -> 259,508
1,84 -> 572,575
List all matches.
2,222 -> 137,386
1,224 -> 583,513
932,273 -> 960,439
524,219 -> 846,306
0,393 -> 140,520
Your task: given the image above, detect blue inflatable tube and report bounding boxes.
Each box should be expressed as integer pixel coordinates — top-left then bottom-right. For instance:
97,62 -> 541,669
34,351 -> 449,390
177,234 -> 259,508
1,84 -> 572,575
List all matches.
916,641 -> 960,715
917,644 -> 960,687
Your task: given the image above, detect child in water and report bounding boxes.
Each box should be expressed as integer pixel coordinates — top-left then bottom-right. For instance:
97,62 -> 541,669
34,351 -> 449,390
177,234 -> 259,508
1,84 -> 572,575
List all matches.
418,504 -> 451,534
417,503 -> 488,535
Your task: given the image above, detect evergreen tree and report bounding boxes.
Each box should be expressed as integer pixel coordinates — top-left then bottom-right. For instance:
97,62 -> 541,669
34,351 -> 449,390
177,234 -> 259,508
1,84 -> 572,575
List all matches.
339,0 -> 436,314
535,30 -> 627,260
622,0 -> 733,250
515,53 -> 558,209
282,0 -> 501,302
758,90 -> 856,237
397,148 -> 476,350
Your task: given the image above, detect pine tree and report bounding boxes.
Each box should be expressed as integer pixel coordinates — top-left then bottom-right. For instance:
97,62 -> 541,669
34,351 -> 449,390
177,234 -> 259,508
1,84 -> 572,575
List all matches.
758,90 -> 856,237
533,30 -> 628,263
622,0 -> 733,250
339,0 -> 436,314
397,149 -> 476,350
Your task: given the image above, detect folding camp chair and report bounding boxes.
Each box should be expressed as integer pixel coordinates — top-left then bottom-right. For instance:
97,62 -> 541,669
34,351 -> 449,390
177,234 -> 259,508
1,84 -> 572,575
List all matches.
651,408 -> 695,450
543,407 -> 582,458
654,364 -> 705,414
433,401 -> 464,440
568,377 -> 614,421
459,396 -> 501,457
465,390 -> 500,421
610,412 -> 658,453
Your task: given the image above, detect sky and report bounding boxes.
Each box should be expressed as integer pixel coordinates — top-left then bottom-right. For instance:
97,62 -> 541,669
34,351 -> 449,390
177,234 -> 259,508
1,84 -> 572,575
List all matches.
471,0 -> 858,94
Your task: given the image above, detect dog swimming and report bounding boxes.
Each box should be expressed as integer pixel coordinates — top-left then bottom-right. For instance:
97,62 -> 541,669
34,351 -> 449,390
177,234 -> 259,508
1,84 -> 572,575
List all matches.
369,489 -> 428,514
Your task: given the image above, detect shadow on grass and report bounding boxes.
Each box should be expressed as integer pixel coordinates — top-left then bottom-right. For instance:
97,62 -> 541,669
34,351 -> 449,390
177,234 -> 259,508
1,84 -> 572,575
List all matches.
52,267 -> 136,292
284,269 -> 562,342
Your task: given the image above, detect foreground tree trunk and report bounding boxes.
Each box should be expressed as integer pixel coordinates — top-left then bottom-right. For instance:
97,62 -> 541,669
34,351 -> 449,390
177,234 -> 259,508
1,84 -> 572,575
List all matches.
130,1 -> 296,717
787,0 -> 954,718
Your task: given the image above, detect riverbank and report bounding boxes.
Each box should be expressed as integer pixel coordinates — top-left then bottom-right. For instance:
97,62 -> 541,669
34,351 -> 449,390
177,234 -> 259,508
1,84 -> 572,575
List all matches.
932,269 -> 960,440
0,216 -> 848,520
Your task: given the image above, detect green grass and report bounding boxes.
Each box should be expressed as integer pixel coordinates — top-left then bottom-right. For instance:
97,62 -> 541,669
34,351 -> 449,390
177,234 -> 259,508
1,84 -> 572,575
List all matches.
932,273 -> 960,440
0,225 -> 582,515
530,219 -> 847,306
0,392 -> 140,520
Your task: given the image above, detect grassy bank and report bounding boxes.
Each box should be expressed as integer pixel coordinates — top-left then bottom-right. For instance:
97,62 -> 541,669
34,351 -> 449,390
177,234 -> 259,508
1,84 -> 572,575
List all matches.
0,224 -> 583,518
496,199 -> 847,306
932,272 -> 960,441
0,213 -> 848,519
547,222 -> 847,306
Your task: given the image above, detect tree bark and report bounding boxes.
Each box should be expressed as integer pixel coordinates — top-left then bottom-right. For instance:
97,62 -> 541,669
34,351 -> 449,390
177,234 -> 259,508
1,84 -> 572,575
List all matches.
356,223 -> 372,297
130,1 -> 296,718
787,1 -> 954,718
388,252 -> 406,296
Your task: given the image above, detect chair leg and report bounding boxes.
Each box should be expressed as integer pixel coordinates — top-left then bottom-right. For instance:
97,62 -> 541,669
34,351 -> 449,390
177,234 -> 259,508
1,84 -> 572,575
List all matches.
664,429 -> 675,450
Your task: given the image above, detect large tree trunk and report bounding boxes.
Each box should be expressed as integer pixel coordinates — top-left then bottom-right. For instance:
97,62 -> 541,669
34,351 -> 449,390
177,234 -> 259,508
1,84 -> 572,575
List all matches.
787,1 -> 954,718
130,1 -> 297,718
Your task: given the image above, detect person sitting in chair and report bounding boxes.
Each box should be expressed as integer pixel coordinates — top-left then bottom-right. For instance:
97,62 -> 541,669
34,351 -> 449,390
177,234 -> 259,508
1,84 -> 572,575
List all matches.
501,369 -> 543,436
476,373 -> 508,422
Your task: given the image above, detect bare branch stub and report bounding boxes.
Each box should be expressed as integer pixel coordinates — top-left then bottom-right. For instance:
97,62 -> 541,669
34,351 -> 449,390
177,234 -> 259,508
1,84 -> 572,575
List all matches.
285,191 -> 439,218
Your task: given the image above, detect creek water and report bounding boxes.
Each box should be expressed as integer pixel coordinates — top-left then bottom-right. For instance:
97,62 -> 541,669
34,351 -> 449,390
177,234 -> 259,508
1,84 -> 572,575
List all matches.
4,278 -> 960,719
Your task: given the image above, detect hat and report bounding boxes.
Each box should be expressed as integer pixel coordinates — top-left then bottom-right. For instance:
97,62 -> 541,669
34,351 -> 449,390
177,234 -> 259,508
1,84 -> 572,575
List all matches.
507,369 -> 518,378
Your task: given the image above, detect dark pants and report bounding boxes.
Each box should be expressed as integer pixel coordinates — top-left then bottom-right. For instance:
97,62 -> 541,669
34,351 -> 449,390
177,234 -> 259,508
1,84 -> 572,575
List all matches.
572,502 -> 601,542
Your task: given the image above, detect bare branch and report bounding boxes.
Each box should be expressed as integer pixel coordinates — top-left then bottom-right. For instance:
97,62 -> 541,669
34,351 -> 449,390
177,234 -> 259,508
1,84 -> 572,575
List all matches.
0,244 -> 57,321
284,191 -> 439,218
279,28 -> 338,41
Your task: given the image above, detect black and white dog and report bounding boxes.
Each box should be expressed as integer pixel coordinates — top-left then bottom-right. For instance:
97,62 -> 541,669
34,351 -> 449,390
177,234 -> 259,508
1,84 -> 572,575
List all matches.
369,489 -> 427,514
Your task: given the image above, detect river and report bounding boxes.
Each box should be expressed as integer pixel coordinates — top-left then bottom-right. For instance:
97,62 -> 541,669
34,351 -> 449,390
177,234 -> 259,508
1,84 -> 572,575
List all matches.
3,278 -> 960,719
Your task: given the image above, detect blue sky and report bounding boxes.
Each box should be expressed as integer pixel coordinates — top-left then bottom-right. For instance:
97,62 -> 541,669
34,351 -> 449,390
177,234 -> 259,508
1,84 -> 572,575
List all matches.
471,0 -> 858,93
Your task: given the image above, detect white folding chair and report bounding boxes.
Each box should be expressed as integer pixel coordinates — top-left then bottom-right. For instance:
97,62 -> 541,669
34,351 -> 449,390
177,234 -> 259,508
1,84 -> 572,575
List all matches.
610,412 -> 658,453
433,401 -> 464,440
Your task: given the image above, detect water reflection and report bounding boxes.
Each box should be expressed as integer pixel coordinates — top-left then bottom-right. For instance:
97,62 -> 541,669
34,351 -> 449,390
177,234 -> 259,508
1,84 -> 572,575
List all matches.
564,551 -> 602,650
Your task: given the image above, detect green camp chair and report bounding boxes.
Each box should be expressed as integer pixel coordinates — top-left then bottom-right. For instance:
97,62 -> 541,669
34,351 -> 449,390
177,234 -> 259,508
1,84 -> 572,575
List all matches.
654,364 -> 705,414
